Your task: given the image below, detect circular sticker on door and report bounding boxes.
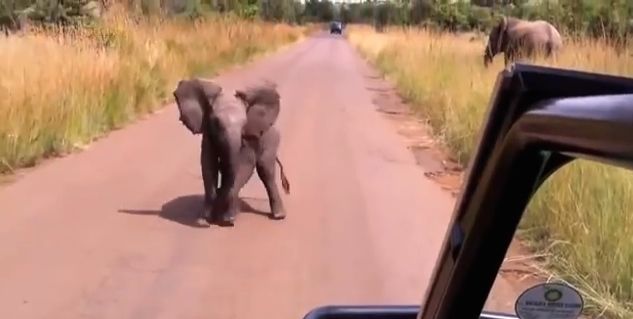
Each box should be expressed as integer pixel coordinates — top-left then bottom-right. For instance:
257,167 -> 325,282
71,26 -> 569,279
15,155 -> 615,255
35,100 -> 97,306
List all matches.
515,282 -> 584,319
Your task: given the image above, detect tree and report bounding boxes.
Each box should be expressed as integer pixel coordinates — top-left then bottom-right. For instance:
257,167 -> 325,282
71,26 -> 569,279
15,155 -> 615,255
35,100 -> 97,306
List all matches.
374,1 -> 395,32
410,0 -> 433,24
318,0 -> 334,21
339,3 -> 351,24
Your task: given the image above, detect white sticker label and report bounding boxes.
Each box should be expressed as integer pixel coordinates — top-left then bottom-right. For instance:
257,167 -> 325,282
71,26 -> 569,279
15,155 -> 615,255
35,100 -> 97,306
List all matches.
515,282 -> 584,319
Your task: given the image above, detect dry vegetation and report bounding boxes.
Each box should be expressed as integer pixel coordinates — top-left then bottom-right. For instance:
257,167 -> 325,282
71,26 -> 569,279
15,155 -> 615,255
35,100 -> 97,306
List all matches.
0,6 -> 306,173
348,25 -> 633,318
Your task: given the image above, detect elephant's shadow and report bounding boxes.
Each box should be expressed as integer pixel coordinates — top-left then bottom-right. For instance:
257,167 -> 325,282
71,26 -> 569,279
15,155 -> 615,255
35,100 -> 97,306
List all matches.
118,195 -> 271,228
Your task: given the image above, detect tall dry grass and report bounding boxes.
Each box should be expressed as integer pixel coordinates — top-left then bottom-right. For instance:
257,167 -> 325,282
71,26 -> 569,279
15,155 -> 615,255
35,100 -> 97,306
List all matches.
0,8 -> 306,173
349,25 -> 633,318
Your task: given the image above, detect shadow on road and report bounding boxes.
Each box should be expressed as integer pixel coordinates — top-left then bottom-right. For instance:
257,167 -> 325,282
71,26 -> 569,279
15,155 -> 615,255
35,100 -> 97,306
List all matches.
309,31 -> 346,40
118,195 -> 271,228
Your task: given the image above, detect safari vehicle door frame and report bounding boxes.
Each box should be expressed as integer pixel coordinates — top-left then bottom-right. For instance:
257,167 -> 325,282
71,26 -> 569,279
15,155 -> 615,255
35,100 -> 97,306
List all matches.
302,63 -> 633,319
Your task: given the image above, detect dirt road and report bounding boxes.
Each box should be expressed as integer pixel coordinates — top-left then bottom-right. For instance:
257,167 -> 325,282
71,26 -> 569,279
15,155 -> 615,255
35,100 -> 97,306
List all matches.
0,33 -> 458,319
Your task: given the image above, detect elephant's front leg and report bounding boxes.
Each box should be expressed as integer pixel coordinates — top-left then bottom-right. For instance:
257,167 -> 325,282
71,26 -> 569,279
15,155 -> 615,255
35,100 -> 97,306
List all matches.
230,140 -> 258,215
504,49 -> 512,66
256,129 -> 287,220
504,43 -> 518,66
213,135 -> 257,226
213,149 -> 239,226
200,134 -> 219,222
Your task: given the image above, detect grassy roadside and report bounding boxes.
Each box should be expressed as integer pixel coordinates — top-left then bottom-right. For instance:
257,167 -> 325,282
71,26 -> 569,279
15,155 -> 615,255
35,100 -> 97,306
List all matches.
0,7 -> 308,174
348,25 -> 633,318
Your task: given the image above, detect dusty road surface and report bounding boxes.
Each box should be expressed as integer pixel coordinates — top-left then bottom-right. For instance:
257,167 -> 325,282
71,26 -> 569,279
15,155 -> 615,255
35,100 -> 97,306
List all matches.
0,32 -> 458,319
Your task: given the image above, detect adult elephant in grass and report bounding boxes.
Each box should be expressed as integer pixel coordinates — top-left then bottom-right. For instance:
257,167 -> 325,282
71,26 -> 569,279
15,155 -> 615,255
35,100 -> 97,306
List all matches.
173,78 -> 289,227
483,16 -> 563,68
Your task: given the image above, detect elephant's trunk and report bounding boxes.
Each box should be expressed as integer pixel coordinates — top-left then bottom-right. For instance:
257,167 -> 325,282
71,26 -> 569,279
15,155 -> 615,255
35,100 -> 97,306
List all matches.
483,52 -> 492,68
483,44 -> 494,68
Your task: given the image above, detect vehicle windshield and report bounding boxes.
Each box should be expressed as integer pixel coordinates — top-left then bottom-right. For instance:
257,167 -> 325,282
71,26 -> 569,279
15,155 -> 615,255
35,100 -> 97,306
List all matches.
482,158 -> 633,318
348,6 -> 633,316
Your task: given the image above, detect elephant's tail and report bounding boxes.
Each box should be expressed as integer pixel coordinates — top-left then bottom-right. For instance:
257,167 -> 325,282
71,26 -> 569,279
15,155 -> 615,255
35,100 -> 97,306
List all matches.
276,157 -> 290,194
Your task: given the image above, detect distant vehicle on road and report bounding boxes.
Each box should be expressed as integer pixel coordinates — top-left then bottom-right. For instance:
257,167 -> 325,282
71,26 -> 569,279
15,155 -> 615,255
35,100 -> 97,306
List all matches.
330,21 -> 343,34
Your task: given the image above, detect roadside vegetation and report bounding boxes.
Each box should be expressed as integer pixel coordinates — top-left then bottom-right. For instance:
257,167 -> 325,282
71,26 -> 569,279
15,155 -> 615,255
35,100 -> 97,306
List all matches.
0,14 -> 303,173
349,19 -> 633,319
0,0 -> 325,174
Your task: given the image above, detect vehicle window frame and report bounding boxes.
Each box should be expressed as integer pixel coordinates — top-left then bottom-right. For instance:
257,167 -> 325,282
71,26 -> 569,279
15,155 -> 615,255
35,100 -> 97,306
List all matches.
303,63 -> 633,319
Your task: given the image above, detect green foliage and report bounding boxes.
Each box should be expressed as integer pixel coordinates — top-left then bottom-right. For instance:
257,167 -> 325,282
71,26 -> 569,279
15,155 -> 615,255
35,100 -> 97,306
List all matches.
374,2 -> 393,31
262,0 -> 301,23
3,0 -> 631,50
432,0 -> 470,32
303,0 -> 334,22
339,3 -> 351,24
0,0 -> 108,31
409,0 -> 433,25
302,0 -> 633,44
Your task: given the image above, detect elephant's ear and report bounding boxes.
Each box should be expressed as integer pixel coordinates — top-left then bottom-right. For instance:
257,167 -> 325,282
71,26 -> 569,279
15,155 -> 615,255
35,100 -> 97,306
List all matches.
260,79 -> 278,91
194,78 -> 223,102
234,89 -> 250,109
234,82 -> 280,112
500,16 -> 508,30
237,83 -> 281,137
173,79 -> 222,135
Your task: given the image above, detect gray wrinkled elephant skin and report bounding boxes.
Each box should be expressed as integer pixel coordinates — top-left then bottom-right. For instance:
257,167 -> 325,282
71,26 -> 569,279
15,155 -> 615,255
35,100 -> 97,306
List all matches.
484,16 -> 563,68
173,78 -> 290,227
234,81 -> 281,138
234,81 -> 289,195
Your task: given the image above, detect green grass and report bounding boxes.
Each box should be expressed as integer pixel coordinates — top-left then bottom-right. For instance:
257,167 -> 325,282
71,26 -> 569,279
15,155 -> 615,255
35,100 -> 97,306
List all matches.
349,25 -> 633,318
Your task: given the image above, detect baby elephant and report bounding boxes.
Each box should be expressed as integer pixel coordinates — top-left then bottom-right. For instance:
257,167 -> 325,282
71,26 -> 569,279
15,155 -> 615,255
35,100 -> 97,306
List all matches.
172,78 -> 290,226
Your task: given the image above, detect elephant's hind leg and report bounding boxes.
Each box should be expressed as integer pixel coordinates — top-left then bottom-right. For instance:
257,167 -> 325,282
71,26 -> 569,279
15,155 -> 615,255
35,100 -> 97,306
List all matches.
256,159 -> 286,220
232,140 -> 257,216
256,129 -> 286,220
